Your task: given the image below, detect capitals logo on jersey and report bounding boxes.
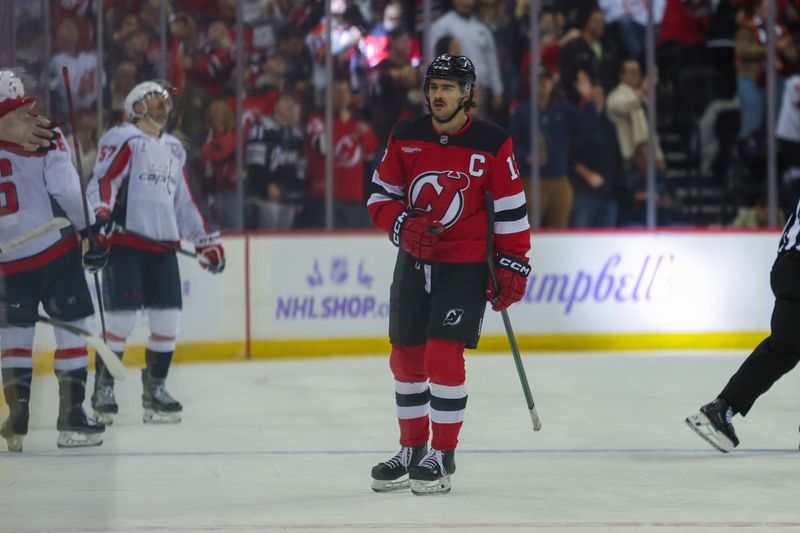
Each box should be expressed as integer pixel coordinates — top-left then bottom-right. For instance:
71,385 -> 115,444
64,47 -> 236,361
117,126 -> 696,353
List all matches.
408,171 -> 470,228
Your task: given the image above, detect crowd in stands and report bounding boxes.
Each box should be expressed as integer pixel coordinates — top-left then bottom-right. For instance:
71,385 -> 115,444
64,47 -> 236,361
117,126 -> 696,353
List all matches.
10,0 -> 800,230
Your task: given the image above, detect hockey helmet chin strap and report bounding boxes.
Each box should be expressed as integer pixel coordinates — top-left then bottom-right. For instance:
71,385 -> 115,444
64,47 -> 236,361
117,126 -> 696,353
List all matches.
428,82 -> 472,124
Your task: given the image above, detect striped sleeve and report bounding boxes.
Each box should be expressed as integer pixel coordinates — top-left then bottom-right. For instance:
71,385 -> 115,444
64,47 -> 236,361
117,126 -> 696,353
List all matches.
87,128 -> 133,213
175,163 -> 209,242
43,128 -> 92,231
490,137 -> 531,260
367,133 -> 406,234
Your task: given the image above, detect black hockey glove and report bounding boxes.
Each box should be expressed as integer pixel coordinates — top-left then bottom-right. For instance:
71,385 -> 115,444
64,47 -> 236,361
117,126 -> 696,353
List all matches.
80,222 -> 110,273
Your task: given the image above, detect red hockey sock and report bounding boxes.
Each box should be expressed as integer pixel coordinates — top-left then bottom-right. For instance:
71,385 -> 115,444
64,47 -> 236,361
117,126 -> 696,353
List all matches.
390,344 -> 430,447
425,339 -> 468,451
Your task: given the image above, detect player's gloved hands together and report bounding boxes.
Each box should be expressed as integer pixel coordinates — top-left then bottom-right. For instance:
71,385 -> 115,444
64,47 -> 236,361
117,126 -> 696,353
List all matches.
392,210 -> 444,260
92,207 -> 115,237
79,225 -> 110,273
195,231 -> 225,274
486,254 -> 531,311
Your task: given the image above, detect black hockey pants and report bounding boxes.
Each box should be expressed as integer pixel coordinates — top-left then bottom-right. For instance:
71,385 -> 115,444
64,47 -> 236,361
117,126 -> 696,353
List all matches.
720,250 -> 800,415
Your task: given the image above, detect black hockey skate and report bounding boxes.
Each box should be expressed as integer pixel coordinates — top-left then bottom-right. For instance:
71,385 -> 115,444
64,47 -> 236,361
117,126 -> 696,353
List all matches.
685,398 -> 740,453
91,384 -> 119,425
56,407 -> 105,448
0,408 -> 29,453
371,444 -> 428,492
409,448 -> 456,495
141,370 -> 182,424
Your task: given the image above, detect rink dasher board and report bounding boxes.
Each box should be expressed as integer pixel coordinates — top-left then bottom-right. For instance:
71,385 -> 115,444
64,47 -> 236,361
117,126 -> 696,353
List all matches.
23,231 -> 778,359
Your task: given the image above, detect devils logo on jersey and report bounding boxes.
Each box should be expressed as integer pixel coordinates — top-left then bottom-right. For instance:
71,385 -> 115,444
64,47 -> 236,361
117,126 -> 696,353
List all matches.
408,170 -> 470,228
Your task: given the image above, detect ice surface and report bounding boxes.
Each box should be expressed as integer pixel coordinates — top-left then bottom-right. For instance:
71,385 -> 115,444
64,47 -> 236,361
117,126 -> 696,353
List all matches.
2,351 -> 800,532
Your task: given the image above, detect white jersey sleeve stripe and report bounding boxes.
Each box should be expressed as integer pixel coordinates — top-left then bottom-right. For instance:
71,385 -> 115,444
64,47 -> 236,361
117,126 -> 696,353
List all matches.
495,218 -> 530,234
371,169 -> 405,198
494,191 -> 526,212
367,192 -> 399,207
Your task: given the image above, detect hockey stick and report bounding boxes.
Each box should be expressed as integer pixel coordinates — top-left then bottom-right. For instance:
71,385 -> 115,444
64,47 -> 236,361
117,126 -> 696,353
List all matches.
0,217 -> 71,253
110,223 -> 198,258
37,315 -> 126,380
62,67 -> 108,344
485,191 -> 542,431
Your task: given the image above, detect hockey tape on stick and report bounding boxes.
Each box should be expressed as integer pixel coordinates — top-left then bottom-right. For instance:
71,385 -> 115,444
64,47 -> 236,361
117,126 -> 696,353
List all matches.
37,315 -> 126,381
0,217 -> 71,253
485,191 -> 542,432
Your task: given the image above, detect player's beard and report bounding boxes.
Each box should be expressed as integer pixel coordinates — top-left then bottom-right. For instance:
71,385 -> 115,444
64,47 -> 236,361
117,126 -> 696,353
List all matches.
431,99 -> 455,122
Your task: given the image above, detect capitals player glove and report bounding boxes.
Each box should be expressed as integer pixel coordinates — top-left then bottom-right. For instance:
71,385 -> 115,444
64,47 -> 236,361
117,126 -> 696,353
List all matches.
486,254 -> 531,311
79,223 -> 110,273
195,232 -> 225,274
391,210 -> 444,260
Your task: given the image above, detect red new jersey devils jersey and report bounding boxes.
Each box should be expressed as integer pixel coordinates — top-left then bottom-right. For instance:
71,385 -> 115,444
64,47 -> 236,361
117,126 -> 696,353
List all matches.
368,115 -> 530,263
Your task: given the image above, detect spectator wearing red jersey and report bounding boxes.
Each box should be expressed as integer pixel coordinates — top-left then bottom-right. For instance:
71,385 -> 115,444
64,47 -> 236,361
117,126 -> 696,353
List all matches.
305,78 -> 378,228
657,0 -> 711,94
368,28 -> 422,150
48,18 -> 102,122
362,1 -> 421,69
200,100 -> 239,229
187,20 -> 235,99
50,0 -> 94,51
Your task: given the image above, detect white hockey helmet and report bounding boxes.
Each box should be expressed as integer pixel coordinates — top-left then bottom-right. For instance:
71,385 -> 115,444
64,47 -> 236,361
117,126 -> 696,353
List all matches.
0,70 -> 26,103
123,80 -> 174,121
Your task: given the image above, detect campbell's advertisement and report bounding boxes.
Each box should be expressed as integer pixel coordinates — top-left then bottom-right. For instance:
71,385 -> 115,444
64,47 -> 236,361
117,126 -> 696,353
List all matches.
30,232 -> 779,351
250,232 -> 777,339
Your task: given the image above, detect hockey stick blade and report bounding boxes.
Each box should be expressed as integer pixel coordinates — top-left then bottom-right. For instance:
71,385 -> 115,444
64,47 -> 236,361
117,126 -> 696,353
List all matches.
37,315 -> 126,380
0,217 -> 71,253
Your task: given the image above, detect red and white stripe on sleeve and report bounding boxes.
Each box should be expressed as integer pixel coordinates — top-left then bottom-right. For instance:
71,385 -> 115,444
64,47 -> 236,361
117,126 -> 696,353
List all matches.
87,140 -> 132,213
367,134 -> 407,234
490,138 -> 530,260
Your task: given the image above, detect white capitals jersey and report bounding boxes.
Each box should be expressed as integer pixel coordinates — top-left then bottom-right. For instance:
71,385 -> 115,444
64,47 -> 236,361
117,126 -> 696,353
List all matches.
87,123 -> 208,245
0,130 -> 91,268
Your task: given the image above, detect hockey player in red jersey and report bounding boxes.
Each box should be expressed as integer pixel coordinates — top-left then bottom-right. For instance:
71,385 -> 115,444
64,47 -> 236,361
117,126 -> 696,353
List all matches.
87,80 -> 225,425
0,70 -> 109,451
367,55 -> 531,495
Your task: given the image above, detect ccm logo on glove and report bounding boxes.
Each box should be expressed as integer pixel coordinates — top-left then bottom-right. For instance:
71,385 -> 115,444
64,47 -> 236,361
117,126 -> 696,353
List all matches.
391,210 -> 444,260
391,210 -> 409,247
487,254 -> 531,311
498,256 -> 532,277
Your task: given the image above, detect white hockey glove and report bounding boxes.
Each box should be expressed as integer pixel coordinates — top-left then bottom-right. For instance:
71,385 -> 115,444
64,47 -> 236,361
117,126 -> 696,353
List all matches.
195,232 -> 225,274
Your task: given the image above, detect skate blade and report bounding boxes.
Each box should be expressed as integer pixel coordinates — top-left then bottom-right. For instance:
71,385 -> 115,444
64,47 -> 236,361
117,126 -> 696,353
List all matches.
3,434 -> 23,453
685,413 -> 733,453
410,475 -> 451,495
57,431 -> 104,448
143,409 -> 181,424
371,475 -> 410,492
93,411 -> 116,425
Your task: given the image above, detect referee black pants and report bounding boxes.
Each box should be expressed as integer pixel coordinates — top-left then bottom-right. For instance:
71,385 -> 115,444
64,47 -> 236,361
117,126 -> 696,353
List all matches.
720,250 -> 800,415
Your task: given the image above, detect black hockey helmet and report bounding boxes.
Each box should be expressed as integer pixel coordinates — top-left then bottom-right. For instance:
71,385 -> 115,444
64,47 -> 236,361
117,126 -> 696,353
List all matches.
423,54 -> 476,93
423,54 -> 477,122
